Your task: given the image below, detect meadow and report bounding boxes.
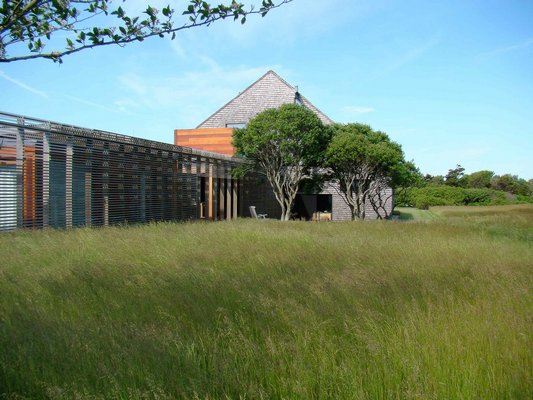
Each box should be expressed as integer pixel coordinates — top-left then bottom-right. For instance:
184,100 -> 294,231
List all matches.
0,205 -> 532,399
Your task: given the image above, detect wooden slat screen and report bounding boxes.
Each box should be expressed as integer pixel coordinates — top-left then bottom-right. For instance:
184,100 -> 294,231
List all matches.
0,112 -> 257,231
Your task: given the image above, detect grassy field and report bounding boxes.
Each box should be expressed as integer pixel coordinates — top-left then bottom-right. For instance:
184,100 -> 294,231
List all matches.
0,205 -> 532,399
396,207 -> 442,221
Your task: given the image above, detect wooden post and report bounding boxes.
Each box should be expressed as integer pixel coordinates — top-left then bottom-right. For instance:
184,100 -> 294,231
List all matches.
42,131 -> 50,228
218,178 -> 223,220
85,172 -> 92,226
226,178 -> 231,221
16,118 -> 24,228
65,141 -> 73,228
232,179 -> 238,219
208,166 -> 214,221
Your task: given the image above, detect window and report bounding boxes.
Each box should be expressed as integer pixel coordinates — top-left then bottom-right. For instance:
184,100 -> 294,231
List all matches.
226,123 -> 246,129
294,91 -> 303,106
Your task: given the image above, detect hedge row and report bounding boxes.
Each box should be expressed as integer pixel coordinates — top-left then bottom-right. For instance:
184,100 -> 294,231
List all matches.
396,186 -> 517,209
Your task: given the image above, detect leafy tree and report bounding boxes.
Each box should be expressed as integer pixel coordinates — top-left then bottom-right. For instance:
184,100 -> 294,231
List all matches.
233,103 -> 331,221
491,174 -> 531,196
464,170 -> 494,189
324,123 -> 405,220
424,174 -> 445,186
445,164 -> 466,187
0,0 -> 292,63
390,160 -> 424,208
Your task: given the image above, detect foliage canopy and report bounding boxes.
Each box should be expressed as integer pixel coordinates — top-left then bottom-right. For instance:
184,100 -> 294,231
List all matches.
233,103 -> 330,220
325,123 -> 406,219
0,0 -> 292,63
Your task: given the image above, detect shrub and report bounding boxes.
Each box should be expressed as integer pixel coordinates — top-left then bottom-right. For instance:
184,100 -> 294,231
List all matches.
405,186 -> 515,209
411,186 -> 465,208
463,189 -> 497,205
515,195 -> 533,204
395,187 -> 413,207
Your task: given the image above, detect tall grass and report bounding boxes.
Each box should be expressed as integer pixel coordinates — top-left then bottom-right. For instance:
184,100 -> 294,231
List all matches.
1,206 -> 532,399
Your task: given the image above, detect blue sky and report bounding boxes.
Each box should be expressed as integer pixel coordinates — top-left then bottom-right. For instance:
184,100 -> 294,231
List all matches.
1,0 -> 532,179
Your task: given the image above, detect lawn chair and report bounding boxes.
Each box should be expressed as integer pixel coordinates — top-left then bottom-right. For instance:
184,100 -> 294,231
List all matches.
249,206 -> 267,219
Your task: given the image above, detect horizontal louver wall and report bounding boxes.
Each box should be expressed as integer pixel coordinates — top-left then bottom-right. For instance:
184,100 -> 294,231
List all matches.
0,112 -> 256,231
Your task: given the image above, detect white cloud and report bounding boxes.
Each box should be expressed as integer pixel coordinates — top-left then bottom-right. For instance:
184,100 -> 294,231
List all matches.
64,95 -> 122,114
114,59 -> 288,127
372,37 -> 440,79
0,70 -> 48,98
457,146 -> 490,159
343,106 -> 375,114
161,0 -> 359,54
118,73 -> 147,95
480,38 -> 533,59
169,38 -> 187,59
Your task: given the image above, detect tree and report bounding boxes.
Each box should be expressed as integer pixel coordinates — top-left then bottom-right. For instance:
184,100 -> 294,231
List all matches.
382,159 -> 423,211
0,0 -> 292,63
233,103 -> 330,221
445,164 -> 466,187
324,123 -> 405,220
464,170 -> 494,189
425,174 -> 445,186
491,174 -> 531,196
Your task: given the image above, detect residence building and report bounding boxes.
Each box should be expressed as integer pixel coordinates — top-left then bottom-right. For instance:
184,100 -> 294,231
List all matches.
175,70 -> 393,220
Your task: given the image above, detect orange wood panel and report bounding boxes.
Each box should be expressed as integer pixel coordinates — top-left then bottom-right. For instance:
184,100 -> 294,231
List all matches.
23,146 -> 36,223
174,128 -> 235,156
0,145 -> 36,223
0,146 -> 16,165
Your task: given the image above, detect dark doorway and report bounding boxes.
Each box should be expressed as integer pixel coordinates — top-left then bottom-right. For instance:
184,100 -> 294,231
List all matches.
292,194 -> 332,221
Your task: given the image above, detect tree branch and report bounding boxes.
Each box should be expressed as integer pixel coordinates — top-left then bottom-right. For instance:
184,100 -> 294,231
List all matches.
0,0 -> 293,63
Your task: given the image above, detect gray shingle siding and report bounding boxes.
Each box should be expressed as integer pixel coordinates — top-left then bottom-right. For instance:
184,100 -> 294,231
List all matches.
366,187 -> 394,219
321,182 -> 394,220
197,70 -> 333,128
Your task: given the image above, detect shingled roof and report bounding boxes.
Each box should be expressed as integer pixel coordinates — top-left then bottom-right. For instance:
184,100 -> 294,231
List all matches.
196,70 -> 334,128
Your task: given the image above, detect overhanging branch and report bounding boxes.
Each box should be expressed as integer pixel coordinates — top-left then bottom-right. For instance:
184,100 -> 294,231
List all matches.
0,0 -> 293,63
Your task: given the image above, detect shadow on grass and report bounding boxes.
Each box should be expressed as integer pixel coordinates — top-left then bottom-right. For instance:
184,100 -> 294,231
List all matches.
396,207 -> 442,221
398,211 -> 414,220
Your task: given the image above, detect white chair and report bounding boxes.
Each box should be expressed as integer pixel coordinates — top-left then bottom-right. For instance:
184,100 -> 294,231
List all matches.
249,206 -> 267,219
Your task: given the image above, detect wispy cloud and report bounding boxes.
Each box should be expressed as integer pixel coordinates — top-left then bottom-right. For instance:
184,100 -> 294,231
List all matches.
343,106 -> 375,114
163,0 -> 357,54
218,0 -> 353,45
115,59 -> 288,127
480,38 -> 533,59
457,146 -> 490,159
65,95 -> 122,114
372,37 -> 440,79
0,70 -> 48,98
169,38 -> 187,59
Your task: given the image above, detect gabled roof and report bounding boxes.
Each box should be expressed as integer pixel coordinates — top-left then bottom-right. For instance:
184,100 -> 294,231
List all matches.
196,70 -> 334,128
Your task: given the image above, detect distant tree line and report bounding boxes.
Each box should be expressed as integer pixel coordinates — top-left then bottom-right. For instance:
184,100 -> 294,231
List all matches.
398,164 -> 533,209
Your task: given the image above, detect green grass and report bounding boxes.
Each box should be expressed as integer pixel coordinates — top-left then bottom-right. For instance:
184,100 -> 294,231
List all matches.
1,206 -> 532,399
396,206 -> 442,221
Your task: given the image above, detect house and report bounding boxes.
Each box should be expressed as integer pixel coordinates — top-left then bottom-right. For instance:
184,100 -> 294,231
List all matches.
175,70 -> 333,156
0,72 -> 392,231
175,70 -> 393,220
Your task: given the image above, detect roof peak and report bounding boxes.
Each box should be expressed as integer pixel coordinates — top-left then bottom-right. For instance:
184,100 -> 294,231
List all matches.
196,70 -> 333,128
